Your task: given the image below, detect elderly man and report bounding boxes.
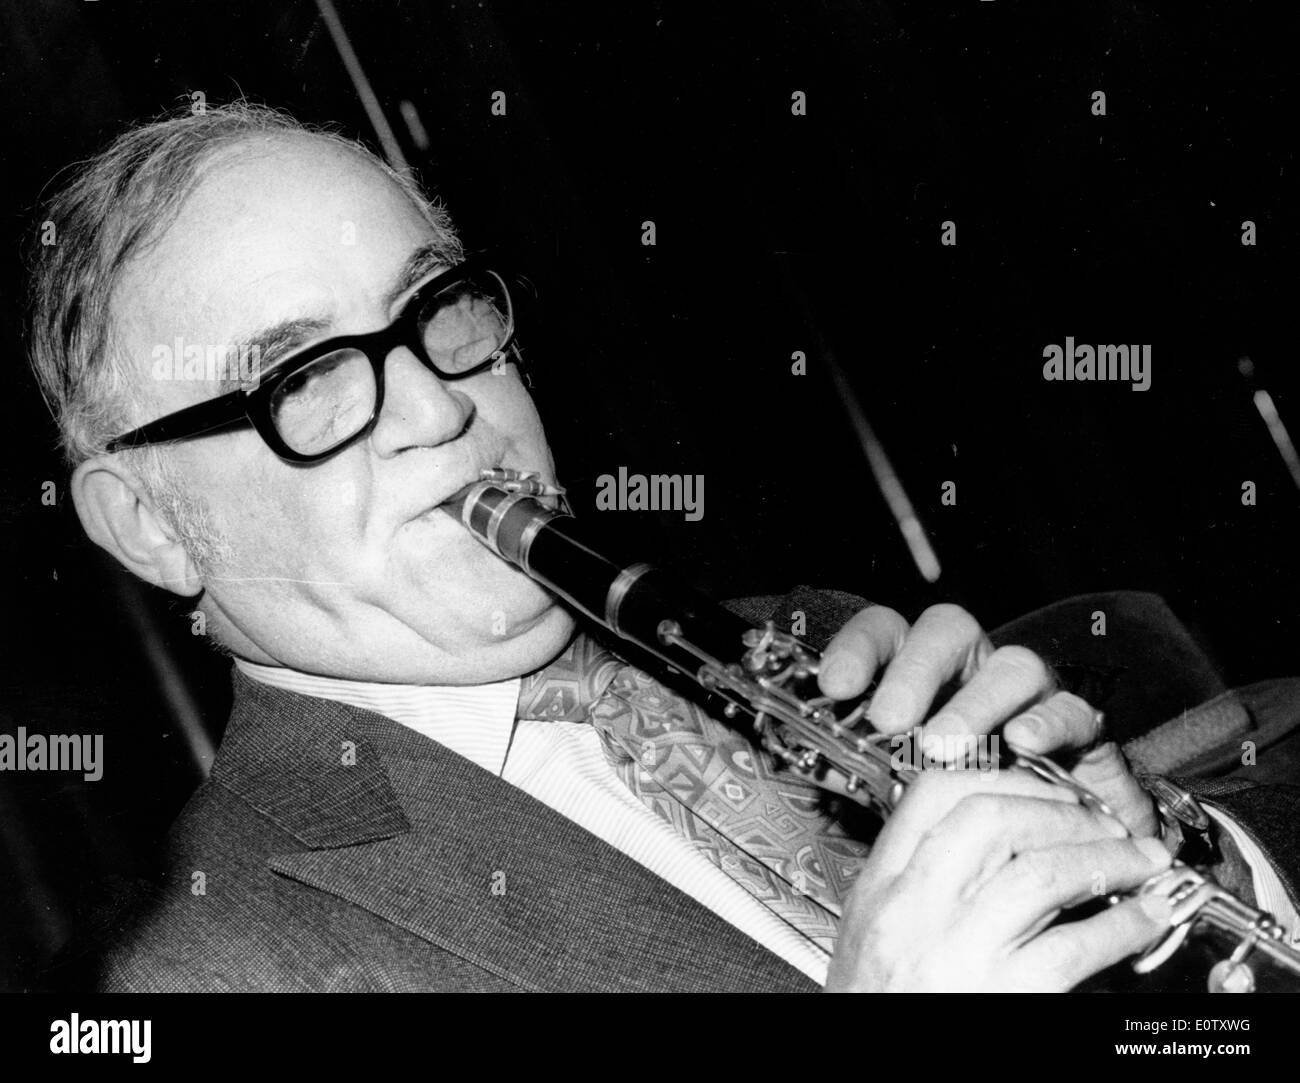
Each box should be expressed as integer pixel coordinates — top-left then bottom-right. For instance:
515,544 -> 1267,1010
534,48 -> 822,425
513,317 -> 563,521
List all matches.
27,103 -> 1299,992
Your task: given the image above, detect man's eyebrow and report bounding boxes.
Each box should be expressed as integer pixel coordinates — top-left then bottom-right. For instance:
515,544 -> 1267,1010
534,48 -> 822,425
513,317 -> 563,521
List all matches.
211,244 -> 453,394
214,316 -> 333,394
385,242 -> 453,309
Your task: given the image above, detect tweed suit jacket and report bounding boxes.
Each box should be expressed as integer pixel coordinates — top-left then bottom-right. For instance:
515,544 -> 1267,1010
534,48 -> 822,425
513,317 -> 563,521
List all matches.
93,588 -> 1300,992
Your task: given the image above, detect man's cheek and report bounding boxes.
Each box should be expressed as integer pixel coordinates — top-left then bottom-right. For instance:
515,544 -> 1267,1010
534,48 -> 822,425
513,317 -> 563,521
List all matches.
320,473 -> 367,519
283,475 -> 371,553
480,383 -> 546,450
216,493 -> 342,579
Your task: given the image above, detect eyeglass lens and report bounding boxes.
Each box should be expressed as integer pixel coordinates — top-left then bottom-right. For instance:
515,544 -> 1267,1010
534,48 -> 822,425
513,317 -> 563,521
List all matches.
268,270 -> 512,456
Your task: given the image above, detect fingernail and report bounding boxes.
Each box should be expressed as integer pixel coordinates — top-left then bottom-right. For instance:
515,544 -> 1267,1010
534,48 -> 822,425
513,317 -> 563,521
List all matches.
819,656 -> 850,693
867,685 -> 914,731
1139,892 -> 1173,924
1004,716 -> 1040,748
1136,836 -> 1170,865
1012,715 -> 1041,735
921,732 -> 949,762
925,711 -> 958,736
1100,814 -> 1130,839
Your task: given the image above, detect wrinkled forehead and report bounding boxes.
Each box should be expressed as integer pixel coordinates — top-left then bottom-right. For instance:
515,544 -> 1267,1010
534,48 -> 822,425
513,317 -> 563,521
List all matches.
111,134 -> 437,377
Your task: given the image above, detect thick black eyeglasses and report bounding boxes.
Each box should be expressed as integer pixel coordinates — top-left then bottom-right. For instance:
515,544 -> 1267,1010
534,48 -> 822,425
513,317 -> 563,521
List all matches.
105,261 -> 519,464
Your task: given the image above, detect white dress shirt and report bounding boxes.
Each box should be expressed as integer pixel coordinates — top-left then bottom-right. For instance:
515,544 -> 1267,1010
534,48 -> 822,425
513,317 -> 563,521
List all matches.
235,658 -> 1300,990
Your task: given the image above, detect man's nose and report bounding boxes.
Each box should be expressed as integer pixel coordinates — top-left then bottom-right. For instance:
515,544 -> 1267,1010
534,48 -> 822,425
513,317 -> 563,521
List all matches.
368,346 -> 474,457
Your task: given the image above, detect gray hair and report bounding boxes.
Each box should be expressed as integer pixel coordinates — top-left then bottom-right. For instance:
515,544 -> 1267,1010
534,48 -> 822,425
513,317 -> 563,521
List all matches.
26,100 -> 461,570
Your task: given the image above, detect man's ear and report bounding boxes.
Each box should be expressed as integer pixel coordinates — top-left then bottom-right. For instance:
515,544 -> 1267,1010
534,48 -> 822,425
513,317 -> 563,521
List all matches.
70,456 -> 204,597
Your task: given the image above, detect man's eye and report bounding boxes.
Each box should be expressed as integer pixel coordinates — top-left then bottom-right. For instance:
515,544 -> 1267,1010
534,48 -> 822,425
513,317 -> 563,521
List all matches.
269,348 -> 375,455
280,354 -> 349,398
279,367 -> 318,398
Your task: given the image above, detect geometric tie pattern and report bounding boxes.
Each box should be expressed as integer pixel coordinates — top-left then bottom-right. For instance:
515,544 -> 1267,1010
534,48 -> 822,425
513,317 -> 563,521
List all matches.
517,633 -> 874,952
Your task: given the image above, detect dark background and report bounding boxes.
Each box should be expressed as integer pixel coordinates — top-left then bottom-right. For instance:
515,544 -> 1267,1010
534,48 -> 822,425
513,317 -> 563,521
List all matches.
0,0 -> 1297,990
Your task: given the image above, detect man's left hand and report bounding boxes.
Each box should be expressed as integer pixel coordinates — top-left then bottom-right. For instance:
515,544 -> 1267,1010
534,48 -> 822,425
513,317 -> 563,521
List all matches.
817,603 -> 1158,838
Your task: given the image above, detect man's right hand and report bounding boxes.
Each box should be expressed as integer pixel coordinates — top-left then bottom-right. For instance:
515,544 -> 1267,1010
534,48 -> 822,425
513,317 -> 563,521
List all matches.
824,768 -> 1176,992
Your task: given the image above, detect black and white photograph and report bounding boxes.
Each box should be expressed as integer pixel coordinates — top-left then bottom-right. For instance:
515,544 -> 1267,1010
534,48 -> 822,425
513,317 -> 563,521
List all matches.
2,0 -> 1299,1059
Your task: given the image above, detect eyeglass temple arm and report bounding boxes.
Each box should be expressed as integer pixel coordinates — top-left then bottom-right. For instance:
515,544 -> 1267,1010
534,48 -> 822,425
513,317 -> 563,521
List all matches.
106,389 -> 251,452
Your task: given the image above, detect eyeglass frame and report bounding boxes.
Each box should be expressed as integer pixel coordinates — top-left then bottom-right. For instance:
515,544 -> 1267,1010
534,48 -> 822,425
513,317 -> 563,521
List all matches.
104,259 -> 521,464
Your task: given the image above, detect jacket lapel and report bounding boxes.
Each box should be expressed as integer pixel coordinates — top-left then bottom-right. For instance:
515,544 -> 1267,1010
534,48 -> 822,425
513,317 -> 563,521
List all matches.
216,671 -> 815,991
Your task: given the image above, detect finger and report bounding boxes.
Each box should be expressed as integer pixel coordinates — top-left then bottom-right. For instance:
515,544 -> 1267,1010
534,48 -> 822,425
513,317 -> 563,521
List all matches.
1004,698 -> 1160,837
905,794 -> 1133,903
866,604 -> 994,734
1003,691 -> 1103,755
1072,742 -> 1161,838
866,768 -> 1076,882
972,835 -> 1172,946
922,645 -> 1054,746
1009,892 -> 1175,991
817,605 -> 910,700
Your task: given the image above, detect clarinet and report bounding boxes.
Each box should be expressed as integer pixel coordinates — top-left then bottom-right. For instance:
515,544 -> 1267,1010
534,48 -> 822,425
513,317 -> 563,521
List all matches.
444,467 -> 1300,993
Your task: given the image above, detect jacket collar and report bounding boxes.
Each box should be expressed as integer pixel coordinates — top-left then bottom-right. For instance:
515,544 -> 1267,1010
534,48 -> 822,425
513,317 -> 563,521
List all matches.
210,668 -> 412,848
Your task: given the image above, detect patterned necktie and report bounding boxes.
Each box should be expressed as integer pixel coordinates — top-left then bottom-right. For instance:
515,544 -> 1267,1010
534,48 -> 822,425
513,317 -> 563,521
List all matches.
516,632 -> 874,952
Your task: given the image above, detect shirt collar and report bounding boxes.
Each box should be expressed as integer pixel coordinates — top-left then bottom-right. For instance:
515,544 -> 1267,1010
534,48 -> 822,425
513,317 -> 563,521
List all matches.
234,658 -> 522,776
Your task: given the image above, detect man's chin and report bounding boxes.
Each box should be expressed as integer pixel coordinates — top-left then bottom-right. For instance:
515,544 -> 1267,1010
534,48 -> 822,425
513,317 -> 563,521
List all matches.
436,595 -> 576,684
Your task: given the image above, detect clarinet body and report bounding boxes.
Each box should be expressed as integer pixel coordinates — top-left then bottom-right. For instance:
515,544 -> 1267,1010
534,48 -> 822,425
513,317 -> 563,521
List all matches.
444,468 -> 1300,992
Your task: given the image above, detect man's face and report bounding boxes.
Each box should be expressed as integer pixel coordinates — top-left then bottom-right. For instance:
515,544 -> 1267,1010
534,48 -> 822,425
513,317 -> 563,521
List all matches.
110,134 -> 574,683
